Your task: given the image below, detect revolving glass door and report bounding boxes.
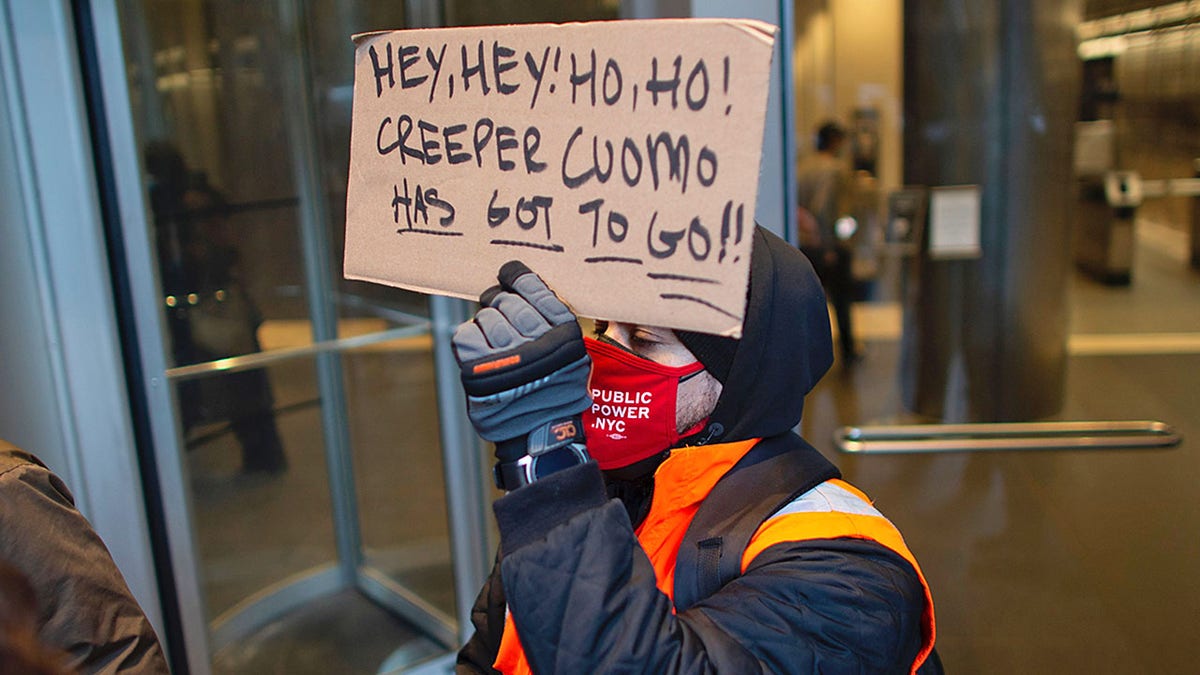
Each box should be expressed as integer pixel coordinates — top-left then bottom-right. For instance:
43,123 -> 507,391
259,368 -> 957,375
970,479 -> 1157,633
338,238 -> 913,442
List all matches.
96,1 -> 490,672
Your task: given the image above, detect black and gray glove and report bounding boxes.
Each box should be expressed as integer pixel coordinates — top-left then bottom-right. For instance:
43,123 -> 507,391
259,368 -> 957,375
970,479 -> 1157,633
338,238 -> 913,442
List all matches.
452,261 -> 591,490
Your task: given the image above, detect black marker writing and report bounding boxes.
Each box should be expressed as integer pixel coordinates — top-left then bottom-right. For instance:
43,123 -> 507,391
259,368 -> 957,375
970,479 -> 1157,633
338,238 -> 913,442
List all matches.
523,128 -> 547,173
490,240 -> 564,252
493,41 -> 519,94
570,50 -> 597,106
495,125 -> 518,171
646,56 -> 682,109
647,132 -> 689,193
660,293 -> 738,320
461,41 -> 489,95
399,44 -> 427,89
584,256 -> 643,264
723,55 -> 731,115
367,39 -> 736,116
718,201 -> 745,263
524,46 -> 551,109
646,272 -> 718,284
685,59 -> 708,111
426,44 -> 447,102
488,190 -> 554,240
602,58 -> 622,106
369,43 -> 395,97
561,127 -> 715,195
579,198 -> 630,247
647,213 -> 713,261
392,178 -> 456,229
378,114 -> 544,174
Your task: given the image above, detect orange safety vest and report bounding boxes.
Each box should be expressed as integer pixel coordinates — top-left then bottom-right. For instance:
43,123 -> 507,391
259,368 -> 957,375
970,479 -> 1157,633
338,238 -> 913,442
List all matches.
494,439 -> 936,674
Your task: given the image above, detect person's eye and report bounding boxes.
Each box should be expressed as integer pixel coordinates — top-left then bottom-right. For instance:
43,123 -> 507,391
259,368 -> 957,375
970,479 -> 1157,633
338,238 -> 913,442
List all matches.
630,331 -> 661,348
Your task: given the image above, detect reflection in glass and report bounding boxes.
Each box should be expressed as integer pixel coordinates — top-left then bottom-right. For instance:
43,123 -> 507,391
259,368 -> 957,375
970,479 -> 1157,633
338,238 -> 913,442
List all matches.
183,356 -> 332,619
147,143 -> 289,474
304,2 -> 431,323
344,342 -> 456,617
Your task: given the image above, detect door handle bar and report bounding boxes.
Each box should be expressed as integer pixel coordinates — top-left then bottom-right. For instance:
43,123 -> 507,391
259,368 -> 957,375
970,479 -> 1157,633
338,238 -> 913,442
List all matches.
834,420 -> 1181,454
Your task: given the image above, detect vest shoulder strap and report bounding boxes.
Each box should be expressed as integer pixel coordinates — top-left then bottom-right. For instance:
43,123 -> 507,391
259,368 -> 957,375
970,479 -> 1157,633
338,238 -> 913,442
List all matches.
672,433 -> 840,612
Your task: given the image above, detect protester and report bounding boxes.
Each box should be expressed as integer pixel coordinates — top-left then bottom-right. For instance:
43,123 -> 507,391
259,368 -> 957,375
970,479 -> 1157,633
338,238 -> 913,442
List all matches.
451,227 -> 939,674
0,439 -> 170,673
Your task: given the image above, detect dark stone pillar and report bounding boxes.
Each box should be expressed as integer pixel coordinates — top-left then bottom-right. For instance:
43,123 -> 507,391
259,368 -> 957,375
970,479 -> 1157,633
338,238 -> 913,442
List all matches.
900,0 -> 1083,422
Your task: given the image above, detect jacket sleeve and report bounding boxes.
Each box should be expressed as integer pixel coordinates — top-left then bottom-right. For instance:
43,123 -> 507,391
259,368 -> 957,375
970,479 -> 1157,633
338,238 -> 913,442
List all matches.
492,462 -> 927,675
456,555 -> 505,674
0,452 -> 170,675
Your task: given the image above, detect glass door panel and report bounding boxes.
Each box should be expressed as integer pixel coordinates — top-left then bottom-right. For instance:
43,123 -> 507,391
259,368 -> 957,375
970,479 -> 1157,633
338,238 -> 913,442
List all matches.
303,1 -> 433,329
183,356 -> 331,617
343,343 -> 457,618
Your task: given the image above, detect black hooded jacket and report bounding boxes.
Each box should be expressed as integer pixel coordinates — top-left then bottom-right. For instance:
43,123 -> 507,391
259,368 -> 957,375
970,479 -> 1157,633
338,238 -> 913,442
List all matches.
457,228 -> 933,674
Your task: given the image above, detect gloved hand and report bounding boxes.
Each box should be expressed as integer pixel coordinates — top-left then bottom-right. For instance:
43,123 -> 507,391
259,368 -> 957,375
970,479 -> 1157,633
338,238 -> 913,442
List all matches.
452,262 -> 591,480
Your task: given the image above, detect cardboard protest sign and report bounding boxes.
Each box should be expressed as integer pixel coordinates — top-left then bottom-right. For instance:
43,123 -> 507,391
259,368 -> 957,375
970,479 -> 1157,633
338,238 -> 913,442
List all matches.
345,19 -> 776,337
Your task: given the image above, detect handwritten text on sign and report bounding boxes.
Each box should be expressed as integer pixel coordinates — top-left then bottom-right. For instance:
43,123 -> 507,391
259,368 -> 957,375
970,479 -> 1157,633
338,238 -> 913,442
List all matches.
344,20 -> 776,336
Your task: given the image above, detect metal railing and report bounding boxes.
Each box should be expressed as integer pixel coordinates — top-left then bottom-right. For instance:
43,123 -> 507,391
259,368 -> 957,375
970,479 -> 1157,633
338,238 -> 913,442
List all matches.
164,322 -> 430,381
834,420 -> 1181,454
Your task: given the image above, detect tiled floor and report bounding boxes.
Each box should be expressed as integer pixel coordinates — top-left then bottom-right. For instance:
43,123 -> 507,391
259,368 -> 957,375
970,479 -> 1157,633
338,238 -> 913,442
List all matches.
201,217 -> 1199,674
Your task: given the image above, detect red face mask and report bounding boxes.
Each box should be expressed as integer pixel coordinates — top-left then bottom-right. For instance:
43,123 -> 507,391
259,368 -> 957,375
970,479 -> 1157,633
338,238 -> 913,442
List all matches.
583,337 -> 706,470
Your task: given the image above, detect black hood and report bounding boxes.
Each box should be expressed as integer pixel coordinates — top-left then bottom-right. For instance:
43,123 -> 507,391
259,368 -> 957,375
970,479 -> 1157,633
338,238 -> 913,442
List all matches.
681,226 -> 833,444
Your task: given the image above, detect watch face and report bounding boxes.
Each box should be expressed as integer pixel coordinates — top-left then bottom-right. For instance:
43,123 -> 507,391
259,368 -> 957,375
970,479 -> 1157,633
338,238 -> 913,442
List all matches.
532,445 -> 585,480
497,444 -> 589,491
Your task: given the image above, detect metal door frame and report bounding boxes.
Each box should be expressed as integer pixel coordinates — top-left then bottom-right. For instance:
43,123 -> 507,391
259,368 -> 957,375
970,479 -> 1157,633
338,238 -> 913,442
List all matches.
0,0 -> 165,646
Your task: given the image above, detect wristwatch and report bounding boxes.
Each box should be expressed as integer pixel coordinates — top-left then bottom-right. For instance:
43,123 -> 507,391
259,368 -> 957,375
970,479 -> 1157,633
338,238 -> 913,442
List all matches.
493,416 -> 589,491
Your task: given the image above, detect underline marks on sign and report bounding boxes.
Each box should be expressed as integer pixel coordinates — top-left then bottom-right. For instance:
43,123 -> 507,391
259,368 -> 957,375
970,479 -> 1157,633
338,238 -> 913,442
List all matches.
490,239 -> 565,252
661,293 -> 738,320
584,256 -> 643,264
397,228 -> 464,237
646,272 -> 718,284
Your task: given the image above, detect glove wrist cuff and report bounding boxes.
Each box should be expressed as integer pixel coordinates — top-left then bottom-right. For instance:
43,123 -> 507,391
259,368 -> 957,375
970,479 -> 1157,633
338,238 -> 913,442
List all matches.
493,415 -> 588,491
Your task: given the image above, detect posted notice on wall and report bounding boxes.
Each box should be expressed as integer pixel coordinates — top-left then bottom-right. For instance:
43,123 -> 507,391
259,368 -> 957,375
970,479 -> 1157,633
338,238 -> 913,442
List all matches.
344,20 -> 777,337
928,185 -> 982,260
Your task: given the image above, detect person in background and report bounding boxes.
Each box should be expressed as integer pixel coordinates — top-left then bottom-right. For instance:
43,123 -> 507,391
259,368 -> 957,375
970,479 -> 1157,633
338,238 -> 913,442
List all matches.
144,142 -> 287,476
451,227 -> 939,674
0,438 -> 170,673
797,121 -> 861,365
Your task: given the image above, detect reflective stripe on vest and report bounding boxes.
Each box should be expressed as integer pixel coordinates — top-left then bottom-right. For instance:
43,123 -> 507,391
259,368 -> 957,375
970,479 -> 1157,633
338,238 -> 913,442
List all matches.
744,479 -> 937,674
